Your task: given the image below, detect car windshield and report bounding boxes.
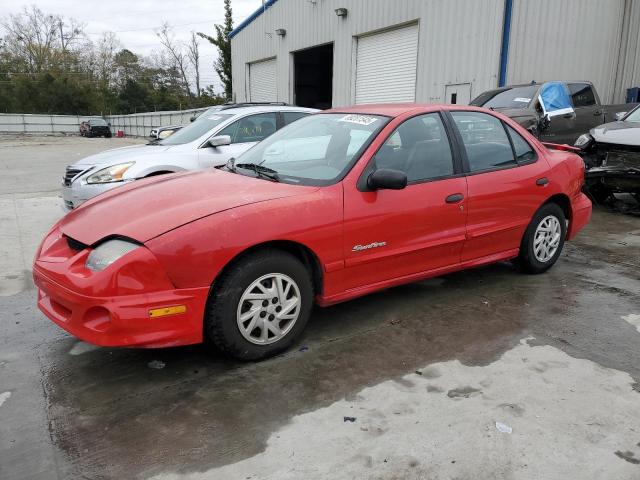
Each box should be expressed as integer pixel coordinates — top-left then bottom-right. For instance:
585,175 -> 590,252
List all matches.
159,108 -> 232,145
89,119 -> 107,126
624,107 -> 640,122
233,113 -> 389,186
471,86 -> 538,109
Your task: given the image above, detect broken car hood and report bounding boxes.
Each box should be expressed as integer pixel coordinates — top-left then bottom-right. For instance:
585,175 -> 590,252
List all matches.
591,121 -> 640,146
59,169 -> 317,244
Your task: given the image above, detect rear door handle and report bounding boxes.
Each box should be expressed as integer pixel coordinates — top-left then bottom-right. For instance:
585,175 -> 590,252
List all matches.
536,177 -> 549,186
445,193 -> 464,203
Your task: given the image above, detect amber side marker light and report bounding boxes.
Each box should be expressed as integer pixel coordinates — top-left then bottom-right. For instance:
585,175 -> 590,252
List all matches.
149,305 -> 187,318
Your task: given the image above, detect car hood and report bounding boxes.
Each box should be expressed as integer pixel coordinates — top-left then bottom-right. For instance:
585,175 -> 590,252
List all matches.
59,169 -> 318,244
72,144 -> 176,167
591,121 -> 640,146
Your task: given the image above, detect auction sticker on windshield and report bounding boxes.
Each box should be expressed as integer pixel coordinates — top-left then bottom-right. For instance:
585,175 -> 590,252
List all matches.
514,98 -> 532,103
339,114 -> 378,126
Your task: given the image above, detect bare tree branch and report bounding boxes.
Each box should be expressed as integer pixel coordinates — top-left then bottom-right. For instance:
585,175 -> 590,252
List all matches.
186,32 -> 201,97
156,22 -> 191,98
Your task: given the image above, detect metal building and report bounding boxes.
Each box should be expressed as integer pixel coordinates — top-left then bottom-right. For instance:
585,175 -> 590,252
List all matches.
230,0 -> 640,108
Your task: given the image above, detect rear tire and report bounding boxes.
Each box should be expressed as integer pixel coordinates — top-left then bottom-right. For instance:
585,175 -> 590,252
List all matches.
517,203 -> 566,274
204,250 -> 313,361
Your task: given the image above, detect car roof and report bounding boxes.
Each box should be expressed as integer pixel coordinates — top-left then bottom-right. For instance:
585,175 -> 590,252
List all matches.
210,104 -> 318,114
325,103 -> 492,118
487,80 -> 596,91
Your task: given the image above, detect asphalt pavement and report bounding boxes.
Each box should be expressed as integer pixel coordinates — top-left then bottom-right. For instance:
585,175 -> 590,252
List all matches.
1,135 -> 639,480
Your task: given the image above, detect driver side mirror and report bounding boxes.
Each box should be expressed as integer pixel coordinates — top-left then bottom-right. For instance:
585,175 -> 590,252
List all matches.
207,135 -> 231,148
367,169 -> 407,191
615,111 -> 627,121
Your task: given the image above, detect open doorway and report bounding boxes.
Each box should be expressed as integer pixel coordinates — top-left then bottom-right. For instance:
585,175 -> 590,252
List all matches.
293,43 -> 333,109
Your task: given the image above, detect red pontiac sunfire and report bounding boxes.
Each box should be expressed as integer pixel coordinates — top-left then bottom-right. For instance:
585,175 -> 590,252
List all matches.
34,104 -> 592,360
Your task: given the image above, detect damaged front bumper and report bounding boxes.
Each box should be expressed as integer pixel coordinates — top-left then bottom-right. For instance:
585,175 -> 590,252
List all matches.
583,144 -> 640,197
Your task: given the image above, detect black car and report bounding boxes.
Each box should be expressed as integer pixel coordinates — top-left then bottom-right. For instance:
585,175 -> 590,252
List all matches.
471,81 -> 635,145
80,118 -> 112,138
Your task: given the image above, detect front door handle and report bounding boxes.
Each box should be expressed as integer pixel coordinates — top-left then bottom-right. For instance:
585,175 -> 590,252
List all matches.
445,193 -> 464,203
536,177 -> 549,186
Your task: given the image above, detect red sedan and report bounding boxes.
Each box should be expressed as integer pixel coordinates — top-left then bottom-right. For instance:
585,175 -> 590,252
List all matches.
33,104 -> 591,360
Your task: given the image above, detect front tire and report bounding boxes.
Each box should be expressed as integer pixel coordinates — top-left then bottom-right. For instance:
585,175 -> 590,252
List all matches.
517,203 -> 566,274
204,250 -> 313,361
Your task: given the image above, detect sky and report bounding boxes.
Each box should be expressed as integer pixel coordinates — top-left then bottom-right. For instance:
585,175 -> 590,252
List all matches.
0,0 -> 264,93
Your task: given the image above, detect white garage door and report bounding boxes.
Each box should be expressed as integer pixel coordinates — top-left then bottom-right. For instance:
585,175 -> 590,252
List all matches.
355,24 -> 419,104
249,58 -> 277,102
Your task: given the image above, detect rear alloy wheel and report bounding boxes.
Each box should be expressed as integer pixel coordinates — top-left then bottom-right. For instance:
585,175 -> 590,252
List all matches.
205,250 -> 313,360
517,203 -> 566,274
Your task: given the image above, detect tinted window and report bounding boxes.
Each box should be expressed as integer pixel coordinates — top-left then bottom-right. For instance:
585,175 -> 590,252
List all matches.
89,119 -> 108,126
568,83 -> 596,107
374,113 -> 454,182
506,125 -> 536,163
470,86 -> 538,109
282,111 -> 310,125
219,112 -> 277,144
451,112 -> 515,172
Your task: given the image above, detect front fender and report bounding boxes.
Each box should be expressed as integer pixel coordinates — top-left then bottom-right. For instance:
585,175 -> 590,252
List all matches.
144,185 -> 345,296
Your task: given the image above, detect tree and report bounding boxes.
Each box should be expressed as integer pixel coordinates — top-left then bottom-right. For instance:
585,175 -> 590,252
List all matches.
187,32 -> 201,97
157,23 -> 191,98
1,5 -> 83,74
197,0 -> 233,100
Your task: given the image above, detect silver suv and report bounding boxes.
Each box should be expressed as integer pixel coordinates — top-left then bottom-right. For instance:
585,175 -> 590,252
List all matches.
62,103 -> 317,210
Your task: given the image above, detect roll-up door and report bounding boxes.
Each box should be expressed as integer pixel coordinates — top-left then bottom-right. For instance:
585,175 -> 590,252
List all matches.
249,58 -> 277,102
355,24 -> 419,104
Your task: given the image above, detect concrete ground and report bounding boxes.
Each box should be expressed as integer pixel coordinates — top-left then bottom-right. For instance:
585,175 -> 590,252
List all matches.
1,135 -> 639,480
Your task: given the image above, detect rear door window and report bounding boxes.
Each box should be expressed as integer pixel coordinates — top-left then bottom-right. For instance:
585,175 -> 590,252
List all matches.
218,112 -> 278,144
450,111 -> 516,172
568,83 -> 597,107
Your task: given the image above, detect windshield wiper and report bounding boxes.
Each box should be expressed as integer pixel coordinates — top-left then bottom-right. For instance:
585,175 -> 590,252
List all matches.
225,157 -> 237,172
235,163 -> 280,182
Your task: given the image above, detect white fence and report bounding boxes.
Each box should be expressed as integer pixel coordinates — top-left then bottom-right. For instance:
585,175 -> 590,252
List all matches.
0,107 -> 210,137
108,108 -> 208,137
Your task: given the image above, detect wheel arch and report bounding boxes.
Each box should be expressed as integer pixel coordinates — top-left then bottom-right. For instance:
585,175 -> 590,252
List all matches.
543,193 -> 571,222
212,240 -> 324,297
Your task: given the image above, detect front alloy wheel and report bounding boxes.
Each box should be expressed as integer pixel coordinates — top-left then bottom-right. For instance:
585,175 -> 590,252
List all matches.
237,273 -> 301,345
205,249 -> 313,360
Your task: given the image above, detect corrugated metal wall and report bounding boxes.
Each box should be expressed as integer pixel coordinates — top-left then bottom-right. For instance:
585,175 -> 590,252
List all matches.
231,0 -> 505,107
506,0 -> 626,104
232,0 -> 640,107
613,0 -> 640,103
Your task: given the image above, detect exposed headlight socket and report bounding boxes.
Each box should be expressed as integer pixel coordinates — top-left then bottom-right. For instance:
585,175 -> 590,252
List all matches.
85,239 -> 140,272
